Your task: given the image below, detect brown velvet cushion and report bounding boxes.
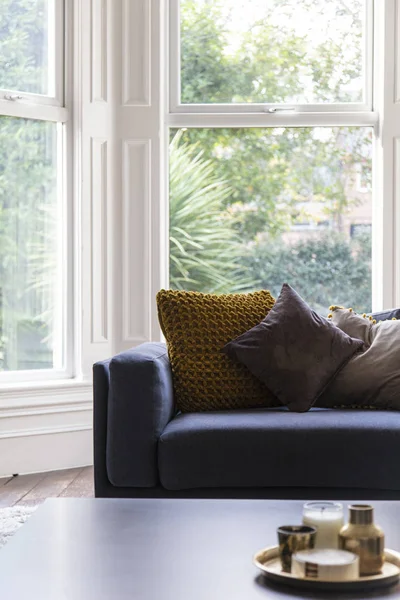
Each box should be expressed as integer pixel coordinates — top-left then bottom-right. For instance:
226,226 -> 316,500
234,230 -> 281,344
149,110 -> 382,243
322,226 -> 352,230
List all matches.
318,308 -> 400,410
223,284 -> 364,412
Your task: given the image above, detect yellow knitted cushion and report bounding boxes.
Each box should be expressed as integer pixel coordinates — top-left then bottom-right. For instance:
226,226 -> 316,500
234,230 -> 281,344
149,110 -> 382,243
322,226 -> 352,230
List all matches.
156,289 -> 278,412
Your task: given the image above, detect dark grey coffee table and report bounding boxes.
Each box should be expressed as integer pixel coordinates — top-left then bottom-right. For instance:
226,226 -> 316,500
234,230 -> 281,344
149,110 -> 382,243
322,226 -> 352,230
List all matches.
1,498 -> 400,599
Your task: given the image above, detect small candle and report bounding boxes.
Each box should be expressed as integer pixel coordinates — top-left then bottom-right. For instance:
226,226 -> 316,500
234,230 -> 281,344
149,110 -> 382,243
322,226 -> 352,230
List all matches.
302,502 -> 344,549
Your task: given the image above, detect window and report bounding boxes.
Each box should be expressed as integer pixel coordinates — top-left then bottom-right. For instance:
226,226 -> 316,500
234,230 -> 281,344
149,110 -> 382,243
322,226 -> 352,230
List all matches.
0,0 -> 59,97
178,0 -> 368,106
168,0 -> 376,315
0,0 -> 69,381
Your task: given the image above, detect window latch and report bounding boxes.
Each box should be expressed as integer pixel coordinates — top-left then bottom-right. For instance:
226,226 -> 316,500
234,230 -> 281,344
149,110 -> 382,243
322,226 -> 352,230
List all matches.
4,94 -> 23,101
265,107 -> 296,113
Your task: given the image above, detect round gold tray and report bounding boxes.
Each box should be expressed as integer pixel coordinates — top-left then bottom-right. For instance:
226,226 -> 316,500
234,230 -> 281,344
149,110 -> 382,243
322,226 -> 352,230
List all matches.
253,546 -> 400,592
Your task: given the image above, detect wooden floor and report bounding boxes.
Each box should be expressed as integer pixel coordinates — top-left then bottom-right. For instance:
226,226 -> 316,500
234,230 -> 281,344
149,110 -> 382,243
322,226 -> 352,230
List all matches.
0,466 -> 94,509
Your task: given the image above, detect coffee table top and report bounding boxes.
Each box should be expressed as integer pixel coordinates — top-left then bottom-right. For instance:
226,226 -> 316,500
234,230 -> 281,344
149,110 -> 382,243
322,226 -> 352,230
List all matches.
1,498 -> 400,599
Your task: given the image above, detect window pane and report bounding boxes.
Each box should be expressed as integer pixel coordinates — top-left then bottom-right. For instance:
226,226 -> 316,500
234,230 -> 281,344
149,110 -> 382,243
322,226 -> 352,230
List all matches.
180,0 -> 366,104
0,117 -> 61,371
0,0 -> 55,96
169,127 -> 372,315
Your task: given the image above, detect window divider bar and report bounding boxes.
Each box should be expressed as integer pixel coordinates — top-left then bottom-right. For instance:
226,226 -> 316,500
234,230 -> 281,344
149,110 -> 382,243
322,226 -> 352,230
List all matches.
0,89 -> 64,108
167,111 -> 378,129
169,0 -> 180,112
365,0 -> 375,109
171,103 -> 373,114
53,0 -> 65,104
0,100 -> 68,123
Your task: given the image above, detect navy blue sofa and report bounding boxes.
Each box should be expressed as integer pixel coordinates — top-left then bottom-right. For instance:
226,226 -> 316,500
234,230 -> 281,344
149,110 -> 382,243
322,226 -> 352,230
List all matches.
94,311 -> 400,500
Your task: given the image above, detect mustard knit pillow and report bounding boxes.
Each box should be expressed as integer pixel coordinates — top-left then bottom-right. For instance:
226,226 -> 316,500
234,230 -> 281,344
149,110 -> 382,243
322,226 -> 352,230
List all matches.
156,289 -> 278,412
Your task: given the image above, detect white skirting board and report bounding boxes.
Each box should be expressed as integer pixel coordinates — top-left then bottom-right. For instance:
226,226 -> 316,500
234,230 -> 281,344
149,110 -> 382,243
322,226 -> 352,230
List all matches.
0,382 -> 93,477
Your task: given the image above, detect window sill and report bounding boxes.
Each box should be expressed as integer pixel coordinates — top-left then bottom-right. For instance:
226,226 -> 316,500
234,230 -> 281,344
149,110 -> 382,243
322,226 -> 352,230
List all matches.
0,378 -> 92,411
0,377 -> 91,394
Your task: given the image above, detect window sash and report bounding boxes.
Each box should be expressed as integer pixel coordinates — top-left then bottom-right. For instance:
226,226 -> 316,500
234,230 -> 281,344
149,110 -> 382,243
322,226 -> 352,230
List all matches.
0,99 -> 68,123
169,0 -> 375,115
0,0 -> 65,112
0,0 -> 72,383
0,121 -> 72,383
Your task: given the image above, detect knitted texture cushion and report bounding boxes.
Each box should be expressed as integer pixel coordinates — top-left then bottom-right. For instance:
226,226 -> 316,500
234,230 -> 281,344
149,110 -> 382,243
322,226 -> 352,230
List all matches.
156,289 -> 278,412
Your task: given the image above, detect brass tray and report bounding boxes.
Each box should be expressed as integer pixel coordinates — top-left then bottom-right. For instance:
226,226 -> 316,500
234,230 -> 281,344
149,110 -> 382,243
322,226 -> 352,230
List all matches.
253,546 -> 400,592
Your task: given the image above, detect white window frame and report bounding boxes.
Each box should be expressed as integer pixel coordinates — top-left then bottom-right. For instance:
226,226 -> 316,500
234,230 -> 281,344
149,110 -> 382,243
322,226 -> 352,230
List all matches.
0,0 -> 65,110
169,0 -> 375,118
0,0 -> 73,383
167,0 -> 396,313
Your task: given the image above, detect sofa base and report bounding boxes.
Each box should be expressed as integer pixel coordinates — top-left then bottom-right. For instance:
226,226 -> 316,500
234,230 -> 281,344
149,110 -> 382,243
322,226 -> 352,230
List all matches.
94,481 -> 400,501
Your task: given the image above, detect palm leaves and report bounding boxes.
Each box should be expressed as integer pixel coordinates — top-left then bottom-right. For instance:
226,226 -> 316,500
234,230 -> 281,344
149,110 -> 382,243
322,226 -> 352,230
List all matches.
169,131 -> 256,293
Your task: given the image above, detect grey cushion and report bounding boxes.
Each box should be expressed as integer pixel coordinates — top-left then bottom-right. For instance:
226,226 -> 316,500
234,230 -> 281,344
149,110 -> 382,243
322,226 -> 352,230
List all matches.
158,408 -> 400,491
223,284 -> 364,412
107,343 -> 175,487
319,308 -> 400,410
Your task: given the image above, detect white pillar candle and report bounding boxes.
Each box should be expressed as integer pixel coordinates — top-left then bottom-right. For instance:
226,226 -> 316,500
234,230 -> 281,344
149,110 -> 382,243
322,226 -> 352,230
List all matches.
302,502 -> 344,549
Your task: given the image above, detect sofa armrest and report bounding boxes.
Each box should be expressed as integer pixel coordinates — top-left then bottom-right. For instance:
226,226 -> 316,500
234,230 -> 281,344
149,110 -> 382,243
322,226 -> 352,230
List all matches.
93,358 -> 112,496
105,342 -> 175,488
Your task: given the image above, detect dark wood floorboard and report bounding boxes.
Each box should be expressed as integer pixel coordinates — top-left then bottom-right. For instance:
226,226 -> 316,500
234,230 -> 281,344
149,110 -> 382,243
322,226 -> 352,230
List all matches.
0,467 -> 94,509
0,477 -> 12,489
59,466 -> 94,498
18,468 -> 84,508
0,473 -> 47,508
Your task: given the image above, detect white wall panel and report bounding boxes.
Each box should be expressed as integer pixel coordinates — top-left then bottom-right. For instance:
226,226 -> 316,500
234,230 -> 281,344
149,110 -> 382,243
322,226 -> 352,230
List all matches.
396,0 -> 400,103
79,0 -> 165,368
0,429 -> 93,476
0,383 -> 93,476
122,0 -> 151,106
395,138 -> 400,302
115,0 -> 166,352
122,140 -> 152,343
90,138 -> 108,343
91,0 -> 108,103
79,0 -> 116,375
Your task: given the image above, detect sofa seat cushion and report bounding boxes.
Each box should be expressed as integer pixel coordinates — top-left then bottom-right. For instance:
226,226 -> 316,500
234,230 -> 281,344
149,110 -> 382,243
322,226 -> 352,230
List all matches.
158,408 -> 400,491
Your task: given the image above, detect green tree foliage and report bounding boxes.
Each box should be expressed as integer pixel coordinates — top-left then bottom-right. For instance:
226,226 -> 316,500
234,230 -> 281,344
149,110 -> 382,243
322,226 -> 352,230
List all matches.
181,0 -> 363,106
0,0 -> 49,94
169,131 -> 256,293
180,0 -> 307,105
244,233 -> 372,314
180,1 -> 241,104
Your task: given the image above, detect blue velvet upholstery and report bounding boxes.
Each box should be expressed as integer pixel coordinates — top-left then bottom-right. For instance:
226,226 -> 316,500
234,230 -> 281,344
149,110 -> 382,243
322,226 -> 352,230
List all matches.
106,343 -> 175,487
158,408 -> 400,491
371,308 -> 400,322
93,359 -> 111,496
